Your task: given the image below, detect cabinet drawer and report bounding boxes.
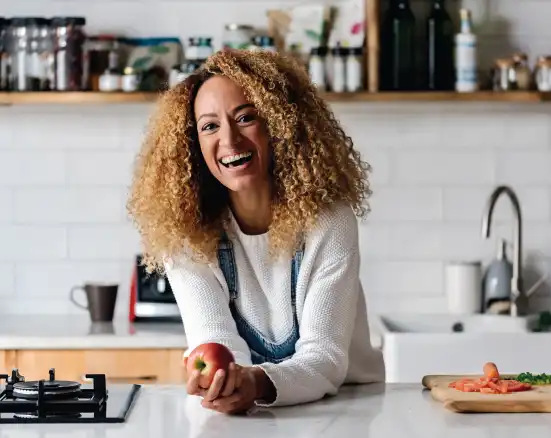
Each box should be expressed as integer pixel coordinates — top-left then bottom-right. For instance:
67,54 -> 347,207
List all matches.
13,349 -> 185,384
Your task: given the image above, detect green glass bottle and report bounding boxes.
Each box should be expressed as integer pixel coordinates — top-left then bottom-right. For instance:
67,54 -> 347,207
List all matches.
380,0 -> 416,91
426,0 -> 455,90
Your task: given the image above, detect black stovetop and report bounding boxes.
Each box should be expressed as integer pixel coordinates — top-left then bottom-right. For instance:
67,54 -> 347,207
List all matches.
0,368 -> 141,423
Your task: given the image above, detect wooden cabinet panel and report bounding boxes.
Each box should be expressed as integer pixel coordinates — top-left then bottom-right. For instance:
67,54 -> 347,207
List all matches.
12,349 -> 185,385
15,350 -> 85,382
84,349 -> 185,384
0,350 -> 17,372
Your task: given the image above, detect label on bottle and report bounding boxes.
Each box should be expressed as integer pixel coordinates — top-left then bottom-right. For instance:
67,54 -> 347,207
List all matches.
455,35 -> 477,92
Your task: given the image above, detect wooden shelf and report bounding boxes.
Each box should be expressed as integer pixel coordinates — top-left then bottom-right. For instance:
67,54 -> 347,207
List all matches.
0,91 -> 160,105
325,91 -> 551,102
1,91 -> 550,106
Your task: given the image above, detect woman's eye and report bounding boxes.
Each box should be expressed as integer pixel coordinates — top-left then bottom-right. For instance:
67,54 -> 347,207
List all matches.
237,114 -> 255,123
202,122 -> 218,131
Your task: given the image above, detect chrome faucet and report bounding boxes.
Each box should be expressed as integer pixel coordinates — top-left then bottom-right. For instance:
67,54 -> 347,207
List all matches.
481,185 -> 529,317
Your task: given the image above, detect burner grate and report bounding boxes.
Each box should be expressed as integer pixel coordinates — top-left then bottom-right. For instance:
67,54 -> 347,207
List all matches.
0,368 -> 141,423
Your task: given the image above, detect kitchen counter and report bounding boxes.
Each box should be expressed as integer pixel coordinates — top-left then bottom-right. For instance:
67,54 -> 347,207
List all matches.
0,315 -> 187,349
0,314 -> 383,350
2,383 -> 551,437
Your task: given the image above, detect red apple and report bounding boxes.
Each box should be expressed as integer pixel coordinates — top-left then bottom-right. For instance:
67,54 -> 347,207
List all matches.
186,342 -> 234,388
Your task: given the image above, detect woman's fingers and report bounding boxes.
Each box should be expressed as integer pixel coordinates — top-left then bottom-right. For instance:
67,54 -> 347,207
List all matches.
186,370 -> 202,395
235,366 -> 243,389
203,369 -> 226,402
221,363 -> 237,397
182,357 -> 189,383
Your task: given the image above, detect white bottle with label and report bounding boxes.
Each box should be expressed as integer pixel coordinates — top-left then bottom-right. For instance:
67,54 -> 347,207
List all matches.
455,8 -> 477,92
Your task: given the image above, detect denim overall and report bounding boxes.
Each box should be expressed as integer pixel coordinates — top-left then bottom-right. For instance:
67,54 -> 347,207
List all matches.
217,233 -> 304,365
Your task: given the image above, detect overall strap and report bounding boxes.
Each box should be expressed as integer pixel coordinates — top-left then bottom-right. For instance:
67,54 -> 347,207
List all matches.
217,231 -> 238,300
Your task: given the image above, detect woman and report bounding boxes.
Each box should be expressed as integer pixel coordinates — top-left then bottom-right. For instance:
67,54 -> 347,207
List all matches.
127,49 -> 385,414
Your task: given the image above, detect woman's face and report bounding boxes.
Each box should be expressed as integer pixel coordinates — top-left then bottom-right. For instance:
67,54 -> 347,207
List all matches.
194,75 -> 271,193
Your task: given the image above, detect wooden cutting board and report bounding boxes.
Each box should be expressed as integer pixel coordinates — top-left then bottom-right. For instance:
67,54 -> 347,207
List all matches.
422,374 -> 551,413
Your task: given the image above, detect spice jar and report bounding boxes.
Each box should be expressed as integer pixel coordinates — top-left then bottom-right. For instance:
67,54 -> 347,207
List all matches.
511,52 -> 531,90
51,16 -> 86,91
84,35 -> 117,91
492,58 -> 514,91
223,24 -> 254,50
122,67 -> 139,92
534,56 -> 551,92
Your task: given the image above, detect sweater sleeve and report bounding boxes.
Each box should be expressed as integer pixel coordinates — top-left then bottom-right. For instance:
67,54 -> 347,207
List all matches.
164,257 -> 253,367
254,226 -> 364,407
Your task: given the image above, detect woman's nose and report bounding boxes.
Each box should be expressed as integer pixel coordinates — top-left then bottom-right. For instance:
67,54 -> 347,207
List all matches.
218,121 -> 242,148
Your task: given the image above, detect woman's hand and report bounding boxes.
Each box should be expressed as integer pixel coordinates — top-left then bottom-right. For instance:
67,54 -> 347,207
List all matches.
182,358 -> 276,415
183,358 -> 242,402
202,366 -> 276,415
200,365 -> 256,414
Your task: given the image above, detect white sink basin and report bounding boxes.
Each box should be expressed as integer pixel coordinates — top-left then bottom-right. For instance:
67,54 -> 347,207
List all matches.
375,313 -> 550,383
379,313 -> 539,334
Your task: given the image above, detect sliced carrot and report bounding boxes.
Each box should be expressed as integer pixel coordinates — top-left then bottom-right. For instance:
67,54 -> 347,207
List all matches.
480,387 -> 499,394
483,362 -> 500,379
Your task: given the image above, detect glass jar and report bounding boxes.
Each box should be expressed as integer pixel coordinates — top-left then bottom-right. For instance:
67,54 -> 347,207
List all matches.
492,58 -> 514,91
51,16 -> 86,91
84,35 -> 116,91
186,37 -> 213,63
8,17 -> 30,91
0,17 -> 7,90
222,24 -> 254,50
250,35 -> 276,52
534,56 -> 551,92
511,52 -> 531,90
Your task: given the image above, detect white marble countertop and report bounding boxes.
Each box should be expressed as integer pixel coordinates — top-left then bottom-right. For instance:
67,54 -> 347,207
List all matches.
0,315 -> 187,350
2,383 -> 551,437
0,314 -> 381,351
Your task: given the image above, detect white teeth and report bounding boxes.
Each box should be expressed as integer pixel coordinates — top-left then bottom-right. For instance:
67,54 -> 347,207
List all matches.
220,152 -> 252,165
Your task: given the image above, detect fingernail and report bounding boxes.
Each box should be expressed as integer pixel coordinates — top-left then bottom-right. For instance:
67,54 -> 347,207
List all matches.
217,369 -> 225,378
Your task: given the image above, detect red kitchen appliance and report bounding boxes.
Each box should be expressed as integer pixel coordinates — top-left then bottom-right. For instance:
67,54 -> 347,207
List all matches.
129,254 -> 181,322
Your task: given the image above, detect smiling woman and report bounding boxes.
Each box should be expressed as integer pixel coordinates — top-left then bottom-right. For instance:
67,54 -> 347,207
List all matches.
127,49 -> 385,414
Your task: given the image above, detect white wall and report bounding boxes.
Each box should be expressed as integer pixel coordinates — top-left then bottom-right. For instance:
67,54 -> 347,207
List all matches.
1,0 -> 551,317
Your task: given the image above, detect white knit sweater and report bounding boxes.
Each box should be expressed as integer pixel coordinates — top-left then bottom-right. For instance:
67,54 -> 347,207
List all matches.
165,202 -> 385,407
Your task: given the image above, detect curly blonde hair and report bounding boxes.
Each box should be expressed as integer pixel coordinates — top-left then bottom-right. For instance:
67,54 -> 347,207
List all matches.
127,49 -> 372,273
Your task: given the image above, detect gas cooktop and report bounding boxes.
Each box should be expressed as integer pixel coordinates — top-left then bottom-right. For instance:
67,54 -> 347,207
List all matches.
0,368 -> 141,423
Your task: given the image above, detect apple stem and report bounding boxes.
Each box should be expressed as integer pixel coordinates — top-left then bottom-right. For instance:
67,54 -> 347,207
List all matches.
195,358 -> 206,371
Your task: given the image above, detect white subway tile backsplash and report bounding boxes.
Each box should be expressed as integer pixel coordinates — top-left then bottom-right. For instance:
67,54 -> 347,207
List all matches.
13,188 -> 124,224
0,189 -> 13,223
0,151 -> 66,186
0,226 -> 67,261
0,264 -> 15,297
497,151 -> 551,185
369,187 -> 442,222
66,151 -> 136,186
360,261 -> 443,296
15,261 -> 127,298
2,0 -> 551,315
359,223 -> 442,260
393,150 -> 495,185
68,225 -> 141,260
443,187 -> 551,222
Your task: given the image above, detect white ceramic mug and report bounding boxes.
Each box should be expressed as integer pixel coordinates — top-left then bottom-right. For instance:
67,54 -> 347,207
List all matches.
445,261 -> 483,314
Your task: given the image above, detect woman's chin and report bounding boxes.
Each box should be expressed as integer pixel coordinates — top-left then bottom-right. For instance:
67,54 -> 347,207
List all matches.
223,174 -> 267,193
